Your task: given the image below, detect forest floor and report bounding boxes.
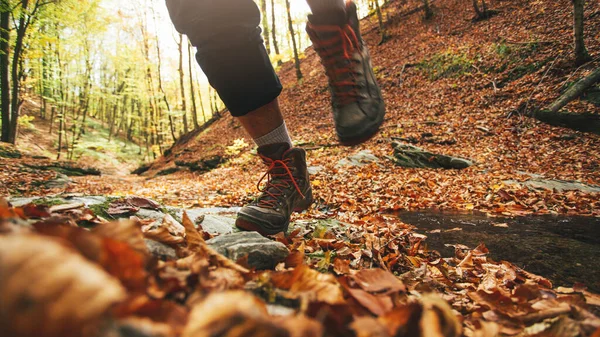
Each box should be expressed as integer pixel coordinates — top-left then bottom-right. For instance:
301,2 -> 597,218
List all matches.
64,0 -> 600,219
1,0 -> 600,336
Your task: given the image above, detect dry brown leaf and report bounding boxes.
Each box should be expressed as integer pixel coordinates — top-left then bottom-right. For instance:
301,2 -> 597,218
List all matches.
182,211 -> 204,250
92,220 -> 149,256
274,315 -> 323,337
271,265 -> 345,304
0,234 -> 126,337
420,295 -> 462,337
345,286 -> 394,316
351,316 -> 390,337
143,225 -> 186,246
352,268 -> 406,294
182,291 -> 287,337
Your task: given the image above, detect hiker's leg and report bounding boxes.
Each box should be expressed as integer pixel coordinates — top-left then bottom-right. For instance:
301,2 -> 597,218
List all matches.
304,0 -> 386,144
166,0 -> 284,130
167,0 -> 312,236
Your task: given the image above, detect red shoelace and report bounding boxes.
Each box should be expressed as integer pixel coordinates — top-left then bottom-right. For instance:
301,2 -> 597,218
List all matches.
256,155 -> 305,209
308,23 -> 362,106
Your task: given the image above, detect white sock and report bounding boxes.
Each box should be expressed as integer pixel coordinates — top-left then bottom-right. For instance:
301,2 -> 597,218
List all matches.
254,122 -> 293,148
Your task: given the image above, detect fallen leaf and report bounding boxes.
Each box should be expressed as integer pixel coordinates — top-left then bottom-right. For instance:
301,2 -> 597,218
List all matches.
0,234 -> 126,337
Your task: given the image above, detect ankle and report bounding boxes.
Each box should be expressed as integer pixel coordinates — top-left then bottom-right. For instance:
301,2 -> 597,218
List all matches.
254,123 -> 292,149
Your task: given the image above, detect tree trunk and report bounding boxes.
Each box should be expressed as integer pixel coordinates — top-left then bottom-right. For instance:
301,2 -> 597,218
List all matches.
260,0 -> 271,55
10,1 -> 30,144
374,0 -> 387,44
285,0 -> 303,81
197,78 -> 206,123
187,41 -> 200,130
178,34 -> 189,134
270,0 -> 282,65
573,0 -> 591,65
547,67 -> 600,113
56,110 -> 64,160
0,1 -> 10,142
532,67 -> 600,134
422,0 -> 433,20
149,5 -> 176,142
473,0 -> 482,18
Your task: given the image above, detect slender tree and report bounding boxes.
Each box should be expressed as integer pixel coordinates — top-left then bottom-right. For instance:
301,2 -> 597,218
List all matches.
177,33 -> 189,134
271,0 -> 282,65
259,0 -> 271,55
187,40 -> 200,129
573,0 -> 591,65
0,0 -> 10,142
285,0 -> 302,81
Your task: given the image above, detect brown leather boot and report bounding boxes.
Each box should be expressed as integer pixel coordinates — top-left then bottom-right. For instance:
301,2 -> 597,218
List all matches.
306,1 -> 385,144
236,143 -> 313,236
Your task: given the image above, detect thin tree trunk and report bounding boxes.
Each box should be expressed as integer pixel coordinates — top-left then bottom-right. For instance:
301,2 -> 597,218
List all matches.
187,41 -> 200,129
532,67 -> 600,134
473,0 -> 482,18
285,0 -> 303,81
422,0 -> 433,20
178,33 -> 189,134
260,0 -> 271,55
197,78 -> 206,124
374,0 -> 387,43
271,0 -> 282,65
573,0 -> 591,65
547,67 -> 600,113
0,1 -> 10,142
10,1 -> 30,144
149,5 -> 176,142
56,109 -> 64,160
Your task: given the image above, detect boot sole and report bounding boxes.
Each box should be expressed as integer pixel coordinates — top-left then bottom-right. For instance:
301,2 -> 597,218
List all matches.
235,189 -> 314,237
338,104 -> 386,146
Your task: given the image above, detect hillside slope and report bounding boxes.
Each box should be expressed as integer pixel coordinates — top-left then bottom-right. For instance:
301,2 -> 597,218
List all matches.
15,0 -> 600,217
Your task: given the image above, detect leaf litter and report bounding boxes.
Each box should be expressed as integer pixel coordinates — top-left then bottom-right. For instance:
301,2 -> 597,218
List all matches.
1,200 -> 599,337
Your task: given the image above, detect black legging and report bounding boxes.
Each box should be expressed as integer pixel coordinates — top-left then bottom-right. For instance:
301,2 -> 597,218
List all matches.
166,0 -> 282,117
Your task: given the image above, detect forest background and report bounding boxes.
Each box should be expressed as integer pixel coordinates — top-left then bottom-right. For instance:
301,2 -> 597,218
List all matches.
0,0 -> 379,166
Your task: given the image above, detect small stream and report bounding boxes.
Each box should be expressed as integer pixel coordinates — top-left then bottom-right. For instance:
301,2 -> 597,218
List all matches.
398,211 -> 600,293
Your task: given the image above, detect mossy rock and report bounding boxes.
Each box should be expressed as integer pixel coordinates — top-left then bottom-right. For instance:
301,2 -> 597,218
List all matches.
0,145 -> 22,159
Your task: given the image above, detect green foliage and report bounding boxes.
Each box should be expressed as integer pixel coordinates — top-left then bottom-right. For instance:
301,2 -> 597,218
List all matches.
225,138 -> 250,157
31,197 -> 65,206
417,50 -> 474,80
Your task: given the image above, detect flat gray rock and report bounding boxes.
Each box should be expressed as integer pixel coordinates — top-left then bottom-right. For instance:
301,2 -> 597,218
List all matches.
44,173 -> 73,189
337,150 -> 380,168
175,208 -> 237,235
390,142 -> 473,169
308,166 -> 325,175
199,214 -> 235,235
207,232 -> 289,270
136,209 -> 169,221
65,196 -> 108,206
7,197 -> 39,207
504,179 -> 600,193
144,239 -> 178,261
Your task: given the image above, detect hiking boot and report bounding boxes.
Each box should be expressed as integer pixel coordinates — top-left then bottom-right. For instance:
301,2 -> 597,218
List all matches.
306,1 -> 385,145
236,143 -> 313,236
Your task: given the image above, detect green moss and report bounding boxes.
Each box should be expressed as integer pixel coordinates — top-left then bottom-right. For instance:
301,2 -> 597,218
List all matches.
0,146 -> 22,159
87,197 -> 120,220
417,50 -> 474,80
32,198 -> 65,206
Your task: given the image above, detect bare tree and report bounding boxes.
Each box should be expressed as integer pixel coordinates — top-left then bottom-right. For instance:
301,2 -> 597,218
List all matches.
285,0 -> 302,81
573,0 -> 591,65
423,0 -> 433,20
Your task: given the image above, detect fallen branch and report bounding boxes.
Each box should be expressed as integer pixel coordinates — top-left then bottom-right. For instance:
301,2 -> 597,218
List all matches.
531,109 -> 600,135
546,67 -> 600,113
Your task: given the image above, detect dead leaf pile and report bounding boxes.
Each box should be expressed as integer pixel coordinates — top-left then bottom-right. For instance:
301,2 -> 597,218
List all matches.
2,200 -> 599,337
